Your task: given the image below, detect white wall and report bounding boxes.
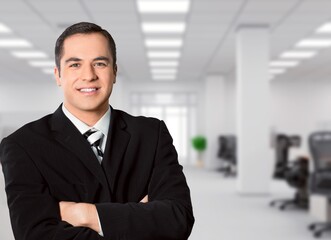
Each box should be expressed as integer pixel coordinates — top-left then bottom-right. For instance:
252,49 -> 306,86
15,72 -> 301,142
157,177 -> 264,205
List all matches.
109,76 -> 129,111
0,82 -> 61,112
204,75 -> 226,170
223,74 -> 237,133
0,82 -> 62,138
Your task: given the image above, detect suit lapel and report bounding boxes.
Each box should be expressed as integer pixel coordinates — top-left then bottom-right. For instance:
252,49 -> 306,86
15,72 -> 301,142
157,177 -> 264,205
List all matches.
102,109 -> 130,193
50,106 -> 109,190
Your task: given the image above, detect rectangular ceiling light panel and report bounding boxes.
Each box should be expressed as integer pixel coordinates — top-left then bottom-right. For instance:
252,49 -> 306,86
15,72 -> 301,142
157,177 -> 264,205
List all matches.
42,68 -> 55,74
148,51 -> 181,58
296,39 -> 331,48
316,22 -> 331,33
280,51 -> 316,59
11,51 -> 48,58
142,22 -> 186,33
29,61 -> 55,67
152,75 -> 176,80
149,61 -> 179,67
269,68 -> 286,74
0,39 -> 32,47
145,38 -> 183,47
151,68 -> 177,74
137,0 -> 190,13
269,61 -> 299,67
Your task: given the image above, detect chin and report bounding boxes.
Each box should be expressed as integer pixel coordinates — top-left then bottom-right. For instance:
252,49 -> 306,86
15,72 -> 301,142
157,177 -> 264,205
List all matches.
81,104 -> 108,113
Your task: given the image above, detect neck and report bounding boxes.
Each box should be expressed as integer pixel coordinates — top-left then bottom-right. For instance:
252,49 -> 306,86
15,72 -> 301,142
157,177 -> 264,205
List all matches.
64,104 -> 108,127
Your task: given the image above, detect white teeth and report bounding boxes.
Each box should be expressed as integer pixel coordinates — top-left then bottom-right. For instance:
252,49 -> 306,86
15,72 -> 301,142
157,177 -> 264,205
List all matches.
80,88 -> 97,92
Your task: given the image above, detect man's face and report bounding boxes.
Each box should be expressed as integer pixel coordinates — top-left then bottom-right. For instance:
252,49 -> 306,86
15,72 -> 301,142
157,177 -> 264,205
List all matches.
54,33 -> 116,117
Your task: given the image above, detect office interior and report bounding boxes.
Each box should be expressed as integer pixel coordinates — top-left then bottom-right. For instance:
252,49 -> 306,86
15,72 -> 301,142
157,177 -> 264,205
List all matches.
0,0 -> 331,239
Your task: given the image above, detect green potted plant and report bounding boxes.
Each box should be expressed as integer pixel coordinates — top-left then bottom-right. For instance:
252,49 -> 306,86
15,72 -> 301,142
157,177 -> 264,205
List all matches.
191,135 -> 207,167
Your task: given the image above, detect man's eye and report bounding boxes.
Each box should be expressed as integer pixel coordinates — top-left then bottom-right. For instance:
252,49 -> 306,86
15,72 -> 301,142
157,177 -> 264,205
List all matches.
69,63 -> 80,68
94,62 -> 107,67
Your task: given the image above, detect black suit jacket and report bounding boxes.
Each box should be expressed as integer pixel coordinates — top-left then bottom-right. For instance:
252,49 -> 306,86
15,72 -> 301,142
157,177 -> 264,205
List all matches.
0,105 -> 194,240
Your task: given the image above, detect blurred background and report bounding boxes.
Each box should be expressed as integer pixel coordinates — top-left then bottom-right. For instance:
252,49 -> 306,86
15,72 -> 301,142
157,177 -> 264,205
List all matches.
1,0 -> 331,239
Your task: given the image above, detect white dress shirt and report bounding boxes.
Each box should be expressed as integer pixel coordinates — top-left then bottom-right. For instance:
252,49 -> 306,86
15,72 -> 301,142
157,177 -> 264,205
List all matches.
62,105 -> 110,154
62,104 -> 110,236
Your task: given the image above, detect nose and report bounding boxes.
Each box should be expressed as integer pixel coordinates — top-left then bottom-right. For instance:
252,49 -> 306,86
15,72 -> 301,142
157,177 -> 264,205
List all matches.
81,64 -> 97,81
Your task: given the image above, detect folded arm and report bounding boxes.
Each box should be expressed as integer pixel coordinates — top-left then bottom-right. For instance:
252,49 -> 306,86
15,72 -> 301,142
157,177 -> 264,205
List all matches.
59,195 -> 148,233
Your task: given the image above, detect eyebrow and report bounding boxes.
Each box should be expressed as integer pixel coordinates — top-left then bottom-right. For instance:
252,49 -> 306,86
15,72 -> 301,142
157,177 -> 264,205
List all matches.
94,56 -> 110,62
65,57 -> 81,64
64,56 -> 110,64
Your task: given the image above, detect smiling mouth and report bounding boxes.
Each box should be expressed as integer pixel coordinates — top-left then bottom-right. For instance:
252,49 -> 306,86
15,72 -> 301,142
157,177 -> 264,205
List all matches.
78,88 -> 99,93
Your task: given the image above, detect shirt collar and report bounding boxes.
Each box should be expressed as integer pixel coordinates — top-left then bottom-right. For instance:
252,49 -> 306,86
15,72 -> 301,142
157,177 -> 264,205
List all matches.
62,104 -> 111,137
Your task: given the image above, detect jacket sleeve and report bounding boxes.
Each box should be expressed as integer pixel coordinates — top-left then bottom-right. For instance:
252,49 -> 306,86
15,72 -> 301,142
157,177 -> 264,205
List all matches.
96,120 -> 195,240
0,138 -> 104,240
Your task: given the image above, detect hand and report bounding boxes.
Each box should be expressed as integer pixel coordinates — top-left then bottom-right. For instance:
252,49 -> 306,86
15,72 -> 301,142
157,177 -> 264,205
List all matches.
140,195 -> 148,203
59,201 -> 100,233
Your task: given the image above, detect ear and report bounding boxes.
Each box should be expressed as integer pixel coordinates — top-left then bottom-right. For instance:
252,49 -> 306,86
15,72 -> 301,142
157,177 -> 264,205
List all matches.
54,67 -> 61,86
113,64 -> 117,76
113,64 -> 117,83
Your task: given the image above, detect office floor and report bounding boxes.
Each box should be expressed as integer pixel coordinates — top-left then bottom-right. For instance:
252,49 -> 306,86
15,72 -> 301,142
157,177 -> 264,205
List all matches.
185,167 -> 331,240
0,167 -> 330,240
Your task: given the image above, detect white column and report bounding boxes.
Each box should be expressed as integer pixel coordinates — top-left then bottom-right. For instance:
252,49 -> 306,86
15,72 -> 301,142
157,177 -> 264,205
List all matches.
235,26 -> 273,194
204,75 -> 225,170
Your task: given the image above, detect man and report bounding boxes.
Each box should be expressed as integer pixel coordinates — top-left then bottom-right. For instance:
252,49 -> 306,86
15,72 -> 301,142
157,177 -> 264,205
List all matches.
0,22 -> 194,240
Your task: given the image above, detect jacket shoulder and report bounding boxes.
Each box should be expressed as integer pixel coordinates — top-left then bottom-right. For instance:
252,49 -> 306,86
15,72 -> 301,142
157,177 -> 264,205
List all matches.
112,109 -> 166,137
3,114 -> 53,142
114,109 -> 161,126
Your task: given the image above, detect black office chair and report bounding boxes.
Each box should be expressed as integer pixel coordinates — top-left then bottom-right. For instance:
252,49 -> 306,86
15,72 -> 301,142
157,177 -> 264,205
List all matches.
307,131 -> 331,238
270,134 -> 309,210
273,134 -> 301,179
217,135 -> 236,177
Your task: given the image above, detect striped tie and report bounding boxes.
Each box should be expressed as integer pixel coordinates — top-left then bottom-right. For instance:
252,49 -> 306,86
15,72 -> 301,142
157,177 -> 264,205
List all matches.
83,128 -> 104,162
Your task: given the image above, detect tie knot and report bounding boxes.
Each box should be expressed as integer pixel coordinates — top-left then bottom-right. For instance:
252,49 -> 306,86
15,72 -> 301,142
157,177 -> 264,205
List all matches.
84,128 -> 104,146
84,128 -> 104,160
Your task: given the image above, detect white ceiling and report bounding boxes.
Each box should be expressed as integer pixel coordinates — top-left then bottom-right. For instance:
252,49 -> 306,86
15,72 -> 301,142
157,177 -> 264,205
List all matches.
1,0 -> 331,84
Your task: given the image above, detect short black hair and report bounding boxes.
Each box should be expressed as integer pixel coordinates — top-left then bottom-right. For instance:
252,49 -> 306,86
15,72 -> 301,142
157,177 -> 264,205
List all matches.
55,22 -> 117,73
